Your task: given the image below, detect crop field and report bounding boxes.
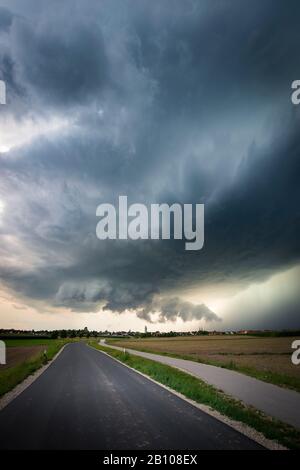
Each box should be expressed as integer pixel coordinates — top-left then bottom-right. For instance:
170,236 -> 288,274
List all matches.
109,335 -> 300,391
0,346 -> 45,370
0,338 -> 70,397
0,339 -> 61,370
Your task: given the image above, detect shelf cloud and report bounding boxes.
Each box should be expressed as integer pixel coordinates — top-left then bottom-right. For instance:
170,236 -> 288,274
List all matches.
0,0 -> 299,327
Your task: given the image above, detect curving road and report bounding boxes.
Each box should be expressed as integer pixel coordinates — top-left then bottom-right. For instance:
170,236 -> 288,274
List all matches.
0,343 -> 263,450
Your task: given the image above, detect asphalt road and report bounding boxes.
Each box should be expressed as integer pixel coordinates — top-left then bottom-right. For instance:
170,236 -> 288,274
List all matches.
0,343 -> 263,450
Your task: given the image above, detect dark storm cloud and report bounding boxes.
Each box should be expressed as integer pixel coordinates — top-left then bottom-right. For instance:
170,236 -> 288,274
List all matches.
129,1 -> 300,120
207,114 -> 300,277
0,7 -> 13,32
11,18 -> 108,106
0,0 -> 300,325
136,297 -> 220,324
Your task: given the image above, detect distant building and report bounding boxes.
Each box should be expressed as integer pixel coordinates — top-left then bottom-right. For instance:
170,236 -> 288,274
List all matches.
145,325 -> 147,334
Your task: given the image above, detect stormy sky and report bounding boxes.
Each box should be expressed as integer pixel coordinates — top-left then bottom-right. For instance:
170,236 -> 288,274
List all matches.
0,0 -> 299,331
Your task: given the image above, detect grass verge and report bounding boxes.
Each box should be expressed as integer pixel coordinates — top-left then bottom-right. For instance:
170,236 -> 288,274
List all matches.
107,340 -> 300,393
90,341 -> 300,450
0,339 -> 70,397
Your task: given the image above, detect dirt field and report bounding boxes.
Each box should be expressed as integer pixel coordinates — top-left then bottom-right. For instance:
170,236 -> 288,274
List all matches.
110,336 -> 300,387
0,346 -> 45,370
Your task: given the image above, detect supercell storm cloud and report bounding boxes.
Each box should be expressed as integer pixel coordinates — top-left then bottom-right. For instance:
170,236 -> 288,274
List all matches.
0,0 -> 300,329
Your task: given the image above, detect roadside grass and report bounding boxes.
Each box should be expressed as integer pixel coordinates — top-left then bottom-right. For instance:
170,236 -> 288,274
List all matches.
0,339 -> 72,397
90,341 -> 300,450
107,339 -> 300,393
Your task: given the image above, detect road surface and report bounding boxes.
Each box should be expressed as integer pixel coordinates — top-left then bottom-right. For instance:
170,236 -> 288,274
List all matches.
103,341 -> 300,430
0,343 -> 263,450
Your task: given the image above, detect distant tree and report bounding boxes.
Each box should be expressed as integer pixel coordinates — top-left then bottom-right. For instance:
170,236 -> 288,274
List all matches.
83,326 -> 89,337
